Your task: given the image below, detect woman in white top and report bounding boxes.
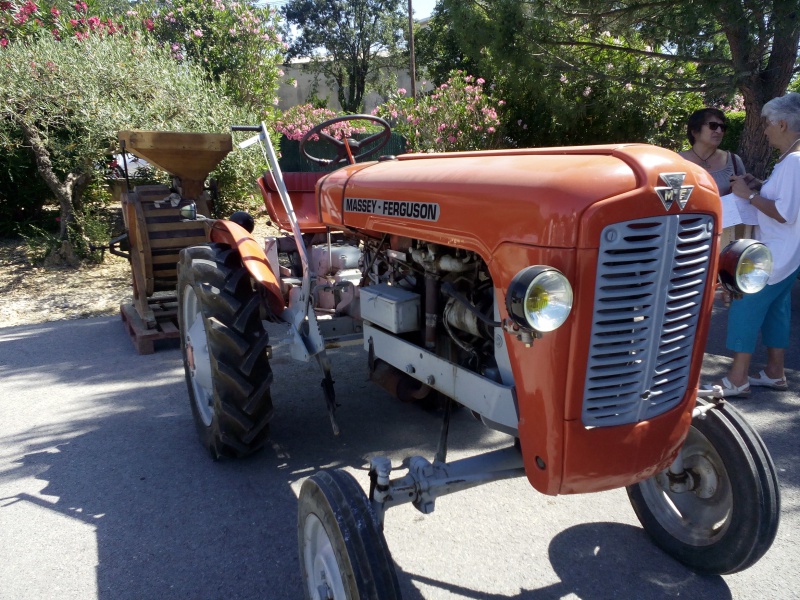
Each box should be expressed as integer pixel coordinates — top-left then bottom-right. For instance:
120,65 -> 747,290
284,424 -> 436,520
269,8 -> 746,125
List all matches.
715,92 -> 800,396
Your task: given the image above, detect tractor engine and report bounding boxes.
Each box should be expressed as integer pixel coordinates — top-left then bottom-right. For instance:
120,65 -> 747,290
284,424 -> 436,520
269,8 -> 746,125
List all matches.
288,233 -> 500,398
356,236 -> 500,402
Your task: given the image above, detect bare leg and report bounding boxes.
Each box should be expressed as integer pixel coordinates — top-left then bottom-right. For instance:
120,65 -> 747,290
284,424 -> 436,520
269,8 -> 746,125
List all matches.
725,352 -> 752,388
763,347 -> 785,380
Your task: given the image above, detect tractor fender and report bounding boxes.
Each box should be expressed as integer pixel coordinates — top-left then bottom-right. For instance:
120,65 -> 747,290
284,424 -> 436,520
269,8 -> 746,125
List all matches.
208,219 -> 285,315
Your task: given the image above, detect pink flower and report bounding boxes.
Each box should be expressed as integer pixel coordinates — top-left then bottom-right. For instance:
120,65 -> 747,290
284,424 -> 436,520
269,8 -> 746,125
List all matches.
74,1 -> 87,13
476,78 -> 485,84
193,29 -> 203,37
51,6 -> 60,17
397,88 -> 407,95
487,127 -> 496,133
0,38 -> 7,48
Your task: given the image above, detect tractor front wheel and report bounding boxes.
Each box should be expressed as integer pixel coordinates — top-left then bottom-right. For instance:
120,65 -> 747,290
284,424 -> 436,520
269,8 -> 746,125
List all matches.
627,399 -> 779,574
298,469 -> 400,600
177,243 -> 274,459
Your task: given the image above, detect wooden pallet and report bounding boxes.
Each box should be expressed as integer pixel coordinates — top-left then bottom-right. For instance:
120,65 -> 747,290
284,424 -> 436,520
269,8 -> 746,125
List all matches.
120,296 -> 180,355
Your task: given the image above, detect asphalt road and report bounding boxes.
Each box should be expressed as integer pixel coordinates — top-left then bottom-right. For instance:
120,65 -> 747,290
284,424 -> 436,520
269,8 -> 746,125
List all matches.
1,286 -> 798,600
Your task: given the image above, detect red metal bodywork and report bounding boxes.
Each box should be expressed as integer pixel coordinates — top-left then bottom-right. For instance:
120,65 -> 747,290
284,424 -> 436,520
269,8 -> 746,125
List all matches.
208,220 -> 285,314
226,143 -> 722,496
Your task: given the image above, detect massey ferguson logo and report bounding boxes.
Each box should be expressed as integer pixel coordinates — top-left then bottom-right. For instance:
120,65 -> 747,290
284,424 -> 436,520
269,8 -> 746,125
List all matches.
345,197 -> 440,222
655,172 -> 693,211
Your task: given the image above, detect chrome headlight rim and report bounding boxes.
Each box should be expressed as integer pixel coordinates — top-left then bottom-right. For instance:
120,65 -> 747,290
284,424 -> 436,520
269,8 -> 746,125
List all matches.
718,239 -> 772,295
506,266 -> 573,333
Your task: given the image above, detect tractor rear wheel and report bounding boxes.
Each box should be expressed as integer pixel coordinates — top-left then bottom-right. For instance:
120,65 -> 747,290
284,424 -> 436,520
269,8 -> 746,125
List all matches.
177,243 -> 274,459
627,399 -> 779,574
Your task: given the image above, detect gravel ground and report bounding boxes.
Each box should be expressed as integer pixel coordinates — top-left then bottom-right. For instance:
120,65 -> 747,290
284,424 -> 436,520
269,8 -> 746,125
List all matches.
0,220 -> 277,328
0,238 -> 133,328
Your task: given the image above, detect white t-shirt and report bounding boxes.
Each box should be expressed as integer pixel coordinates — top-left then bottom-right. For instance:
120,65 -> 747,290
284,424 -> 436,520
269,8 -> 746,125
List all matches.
756,151 -> 800,284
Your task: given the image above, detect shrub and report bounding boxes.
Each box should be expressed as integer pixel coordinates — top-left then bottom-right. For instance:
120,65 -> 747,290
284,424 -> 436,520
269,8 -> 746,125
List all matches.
373,71 -> 504,153
0,32 -> 269,257
274,103 -> 371,141
129,0 -> 286,113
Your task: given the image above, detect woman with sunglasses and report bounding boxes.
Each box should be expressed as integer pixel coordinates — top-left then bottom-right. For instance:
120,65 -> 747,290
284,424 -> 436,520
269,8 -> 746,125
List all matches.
680,108 -> 747,305
713,92 -> 800,397
680,107 -> 746,213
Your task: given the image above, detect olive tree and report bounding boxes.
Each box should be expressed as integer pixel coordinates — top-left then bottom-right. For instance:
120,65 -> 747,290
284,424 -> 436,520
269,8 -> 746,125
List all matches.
0,33 -> 264,261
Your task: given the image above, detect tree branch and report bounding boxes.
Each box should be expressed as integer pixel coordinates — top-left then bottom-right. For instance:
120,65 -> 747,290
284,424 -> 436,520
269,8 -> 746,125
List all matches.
545,39 -> 733,65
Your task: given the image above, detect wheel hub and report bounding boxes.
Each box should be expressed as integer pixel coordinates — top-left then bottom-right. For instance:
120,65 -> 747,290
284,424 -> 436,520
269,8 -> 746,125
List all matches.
181,284 -> 215,426
304,514 -> 346,600
186,339 -> 196,372
685,455 -> 719,499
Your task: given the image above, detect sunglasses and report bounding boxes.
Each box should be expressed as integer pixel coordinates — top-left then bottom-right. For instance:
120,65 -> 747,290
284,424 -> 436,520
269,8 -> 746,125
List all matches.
705,122 -> 728,132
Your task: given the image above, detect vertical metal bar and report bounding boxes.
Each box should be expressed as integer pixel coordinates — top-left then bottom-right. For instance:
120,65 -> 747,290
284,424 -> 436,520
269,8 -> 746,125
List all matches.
407,0 -> 417,102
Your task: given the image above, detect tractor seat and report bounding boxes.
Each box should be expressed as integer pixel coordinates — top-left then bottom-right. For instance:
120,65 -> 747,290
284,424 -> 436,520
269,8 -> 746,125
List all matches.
257,171 -> 327,233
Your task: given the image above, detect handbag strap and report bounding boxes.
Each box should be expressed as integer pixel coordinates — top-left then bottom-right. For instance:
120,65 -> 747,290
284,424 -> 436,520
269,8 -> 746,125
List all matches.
731,152 -> 743,176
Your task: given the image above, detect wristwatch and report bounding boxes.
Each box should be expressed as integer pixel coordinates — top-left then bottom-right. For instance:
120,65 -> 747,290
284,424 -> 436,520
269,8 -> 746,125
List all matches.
748,192 -> 758,201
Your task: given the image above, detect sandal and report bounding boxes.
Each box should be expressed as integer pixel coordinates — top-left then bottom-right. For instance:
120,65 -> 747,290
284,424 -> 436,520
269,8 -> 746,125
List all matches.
712,377 -> 751,398
749,370 -> 788,390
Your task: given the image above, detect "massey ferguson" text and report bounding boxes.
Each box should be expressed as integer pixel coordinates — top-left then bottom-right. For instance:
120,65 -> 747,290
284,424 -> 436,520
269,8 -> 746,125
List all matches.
345,198 -> 440,222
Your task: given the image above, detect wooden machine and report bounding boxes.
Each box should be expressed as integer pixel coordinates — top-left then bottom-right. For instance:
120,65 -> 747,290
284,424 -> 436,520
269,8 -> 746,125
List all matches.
116,130 -> 232,353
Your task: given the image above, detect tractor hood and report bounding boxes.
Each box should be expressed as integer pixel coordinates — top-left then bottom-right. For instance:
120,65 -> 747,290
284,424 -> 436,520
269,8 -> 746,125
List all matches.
317,144 -> 719,257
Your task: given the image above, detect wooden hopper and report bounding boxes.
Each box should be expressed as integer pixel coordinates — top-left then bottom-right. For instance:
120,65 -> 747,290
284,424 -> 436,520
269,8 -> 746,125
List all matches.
118,130 -> 233,210
115,131 -> 232,351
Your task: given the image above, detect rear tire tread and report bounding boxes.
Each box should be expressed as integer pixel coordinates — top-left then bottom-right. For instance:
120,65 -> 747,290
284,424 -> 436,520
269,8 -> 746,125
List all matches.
178,244 -> 274,458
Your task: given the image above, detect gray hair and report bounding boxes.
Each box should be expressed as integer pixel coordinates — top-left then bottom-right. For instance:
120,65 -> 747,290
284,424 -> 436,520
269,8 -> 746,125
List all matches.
762,92 -> 800,132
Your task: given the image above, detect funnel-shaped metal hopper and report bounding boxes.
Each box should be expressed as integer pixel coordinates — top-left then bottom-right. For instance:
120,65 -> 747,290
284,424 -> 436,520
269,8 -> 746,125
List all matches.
118,130 -> 233,200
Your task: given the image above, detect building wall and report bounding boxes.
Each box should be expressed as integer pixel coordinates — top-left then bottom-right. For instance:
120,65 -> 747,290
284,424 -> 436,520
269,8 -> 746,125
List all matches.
276,62 -> 427,113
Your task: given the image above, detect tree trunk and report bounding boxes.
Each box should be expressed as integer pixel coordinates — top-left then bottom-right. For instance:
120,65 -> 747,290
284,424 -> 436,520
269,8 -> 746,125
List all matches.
16,118 -> 90,263
727,0 -> 800,178
737,91 -> 773,178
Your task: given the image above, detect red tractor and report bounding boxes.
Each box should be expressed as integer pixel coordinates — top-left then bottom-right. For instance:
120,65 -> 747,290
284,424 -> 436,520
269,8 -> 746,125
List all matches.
176,116 -> 778,599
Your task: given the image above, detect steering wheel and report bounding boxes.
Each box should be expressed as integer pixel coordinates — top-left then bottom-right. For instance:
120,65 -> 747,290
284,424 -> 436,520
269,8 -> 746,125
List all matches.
299,115 -> 392,166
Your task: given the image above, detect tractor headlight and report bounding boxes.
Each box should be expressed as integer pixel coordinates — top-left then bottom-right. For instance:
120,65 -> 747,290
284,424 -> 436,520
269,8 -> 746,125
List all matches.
718,239 -> 772,295
506,266 -> 573,333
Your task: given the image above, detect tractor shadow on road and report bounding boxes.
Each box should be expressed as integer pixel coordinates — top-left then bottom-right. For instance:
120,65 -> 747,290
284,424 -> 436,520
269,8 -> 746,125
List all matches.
396,522 -> 732,599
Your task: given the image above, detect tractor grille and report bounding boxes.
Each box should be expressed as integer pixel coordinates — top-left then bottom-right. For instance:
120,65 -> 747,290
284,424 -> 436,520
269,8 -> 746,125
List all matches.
581,214 -> 713,427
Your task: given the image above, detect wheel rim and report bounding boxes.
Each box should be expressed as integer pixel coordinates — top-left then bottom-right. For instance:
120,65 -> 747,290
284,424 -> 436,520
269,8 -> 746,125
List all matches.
639,425 -> 733,546
181,284 -> 214,426
303,513 -> 346,600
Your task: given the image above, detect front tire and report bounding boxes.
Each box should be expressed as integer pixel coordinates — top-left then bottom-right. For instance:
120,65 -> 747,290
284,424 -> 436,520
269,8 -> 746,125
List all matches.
298,470 -> 401,600
627,399 -> 779,574
177,244 -> 274,459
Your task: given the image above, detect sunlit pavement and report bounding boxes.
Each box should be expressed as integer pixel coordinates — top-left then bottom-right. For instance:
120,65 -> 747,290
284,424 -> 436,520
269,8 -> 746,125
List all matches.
0,281 -> 797,599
